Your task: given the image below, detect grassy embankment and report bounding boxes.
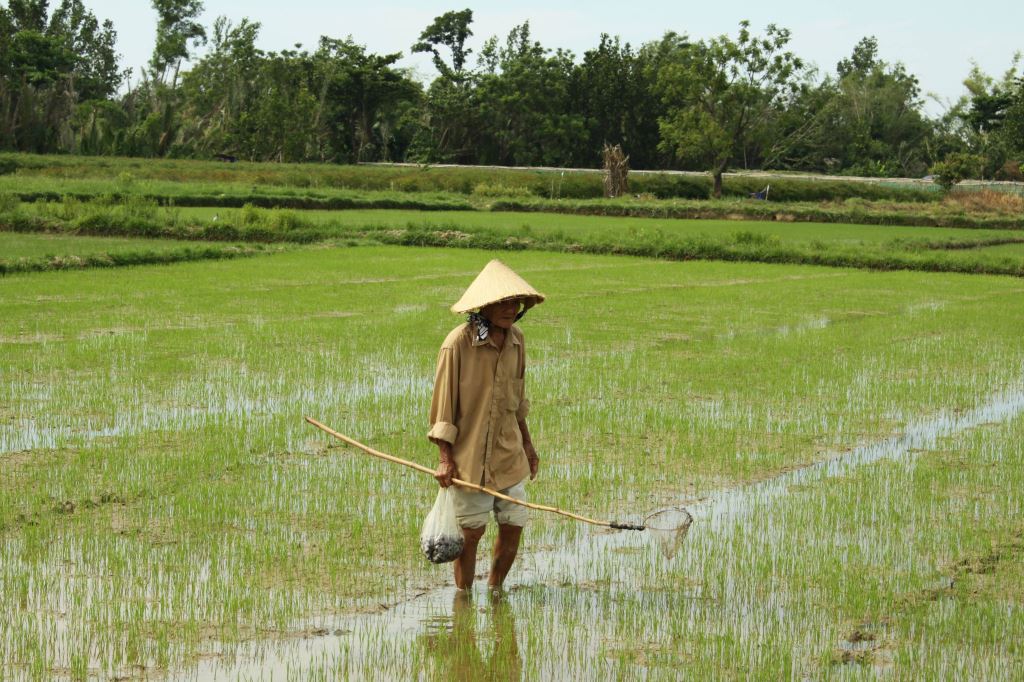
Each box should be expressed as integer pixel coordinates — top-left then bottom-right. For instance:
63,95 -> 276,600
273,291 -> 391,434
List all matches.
2,151 -> 944,201
4,192 -> 1024,277
3,247 -> 1024,677
0,231 -> 272,274
3,150 -> 1023,227
2,171 -> 1021,230
2,153 -> 1022,276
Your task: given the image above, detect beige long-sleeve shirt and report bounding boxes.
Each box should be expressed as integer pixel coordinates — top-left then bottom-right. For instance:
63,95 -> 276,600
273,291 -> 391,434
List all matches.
428,322 -> 531,490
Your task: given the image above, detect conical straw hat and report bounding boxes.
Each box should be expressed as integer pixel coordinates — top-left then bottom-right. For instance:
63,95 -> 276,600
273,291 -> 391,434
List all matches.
451,259 -> 546,314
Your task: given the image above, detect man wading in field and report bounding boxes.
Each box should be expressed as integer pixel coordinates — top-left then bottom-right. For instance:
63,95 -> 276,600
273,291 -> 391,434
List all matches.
429,260 -> 543,591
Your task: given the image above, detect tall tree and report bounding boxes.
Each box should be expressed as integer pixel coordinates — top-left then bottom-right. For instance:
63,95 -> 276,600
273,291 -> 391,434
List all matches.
766,37 -> 932,176
49,0 -> 121,100
411,8 -> 473,82
573,34 -> 664,168
177,16 -> 262,156
314,36 -> 421,162
149,0 -> 205,87
143,0 -> 206,156
5,0 -> 48,32
408,9 -> 478,163
656,21 -> 804,196
831,37 -> 930,176
956,56 -> 1023,177
0,0 -> 121,152
473,22 -> 584,166
178,25 -> 420,163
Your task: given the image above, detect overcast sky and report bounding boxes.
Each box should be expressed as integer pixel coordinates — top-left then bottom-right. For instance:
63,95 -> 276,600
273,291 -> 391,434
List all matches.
85,0 -> 1022,117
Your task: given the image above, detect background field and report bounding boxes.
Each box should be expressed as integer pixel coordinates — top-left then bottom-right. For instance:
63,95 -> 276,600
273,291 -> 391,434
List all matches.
171,207 -> 1024,246
0,231 -> 268,275
3,154 -> 1023,231
5,197 -> 1024,278
2,152 -> 945,202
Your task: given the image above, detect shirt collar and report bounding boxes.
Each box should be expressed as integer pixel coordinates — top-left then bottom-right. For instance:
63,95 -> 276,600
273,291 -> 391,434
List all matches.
471,326 -> 521,348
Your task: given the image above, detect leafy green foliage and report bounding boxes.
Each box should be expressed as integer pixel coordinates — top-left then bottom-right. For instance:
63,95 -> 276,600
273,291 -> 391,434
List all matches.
0,1 -> 121,152
149,0 -> 206,86
411,8 -> 474,80
572,34 -> 664,168
761,37 -> 933,177
655,22 -> 805,197
0,8 -> 1019,182
474,23 -> 586,166
930,152 -> 985,190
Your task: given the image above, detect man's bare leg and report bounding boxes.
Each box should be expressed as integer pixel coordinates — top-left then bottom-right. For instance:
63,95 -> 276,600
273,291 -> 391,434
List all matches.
454,525 -> 487,589
487,523 -> 523,590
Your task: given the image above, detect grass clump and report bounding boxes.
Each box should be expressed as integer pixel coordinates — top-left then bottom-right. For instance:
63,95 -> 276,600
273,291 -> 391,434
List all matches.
0,191 -> 20,213
945,188 -> 1024,214
471,182 -> 536,198
491,195 -> 1024,230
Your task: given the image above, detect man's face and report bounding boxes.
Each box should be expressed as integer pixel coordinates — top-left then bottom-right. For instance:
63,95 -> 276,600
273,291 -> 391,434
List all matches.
480,298 -> 523,330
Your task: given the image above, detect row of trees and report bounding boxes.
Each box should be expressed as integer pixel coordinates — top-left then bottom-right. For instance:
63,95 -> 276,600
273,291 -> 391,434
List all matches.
2,2 -> 1022,188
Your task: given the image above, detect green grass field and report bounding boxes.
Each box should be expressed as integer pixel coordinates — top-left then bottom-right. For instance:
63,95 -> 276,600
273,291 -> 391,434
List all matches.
3,243 -> 1024,678
0,232 -> 218,258
4,156 -> 1022,231
1,151 -> 943,202
6,196 -> 1024,278
173,206 -> 1024,245
0,231 -> 271,275
974,242 -> 1024,256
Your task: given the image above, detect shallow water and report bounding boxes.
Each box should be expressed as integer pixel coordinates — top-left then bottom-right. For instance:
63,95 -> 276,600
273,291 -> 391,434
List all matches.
0,354 -> 429,455
169,383 -> 1024,680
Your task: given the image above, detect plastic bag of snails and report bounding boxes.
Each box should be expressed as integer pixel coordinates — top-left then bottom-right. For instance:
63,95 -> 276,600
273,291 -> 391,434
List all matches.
420,487 -> 464,564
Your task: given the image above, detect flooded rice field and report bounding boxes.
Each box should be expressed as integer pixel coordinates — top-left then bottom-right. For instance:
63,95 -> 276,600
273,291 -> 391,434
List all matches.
173,385 -> 1024,680
2,246 -> 1024,679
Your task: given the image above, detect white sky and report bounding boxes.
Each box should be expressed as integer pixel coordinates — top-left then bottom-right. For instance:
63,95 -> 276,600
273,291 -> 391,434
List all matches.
84,0 -> 1023,117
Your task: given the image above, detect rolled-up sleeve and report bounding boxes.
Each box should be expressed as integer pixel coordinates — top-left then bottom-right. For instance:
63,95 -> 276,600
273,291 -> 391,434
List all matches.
427,346 -> 459,444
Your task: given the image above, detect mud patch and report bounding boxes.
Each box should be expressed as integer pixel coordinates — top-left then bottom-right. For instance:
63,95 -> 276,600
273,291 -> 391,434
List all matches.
830,642 -> 893,669
77,327 -> 145,339
310,310 -> 359,319
603,639 -> 685,666
830,621 -> 893,670
393,303 -> 428,314
0,332 -> 63,344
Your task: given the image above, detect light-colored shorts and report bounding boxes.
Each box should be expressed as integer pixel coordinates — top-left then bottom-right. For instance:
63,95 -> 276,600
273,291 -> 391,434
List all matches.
451,479 -> 529,529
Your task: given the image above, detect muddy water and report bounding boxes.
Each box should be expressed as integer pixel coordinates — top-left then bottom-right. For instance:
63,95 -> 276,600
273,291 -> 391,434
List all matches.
174,384 -> 1024,680
0,357 -> 429,455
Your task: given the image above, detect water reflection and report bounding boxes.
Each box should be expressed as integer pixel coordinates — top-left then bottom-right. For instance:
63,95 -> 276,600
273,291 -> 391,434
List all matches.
422,590 -> 522,681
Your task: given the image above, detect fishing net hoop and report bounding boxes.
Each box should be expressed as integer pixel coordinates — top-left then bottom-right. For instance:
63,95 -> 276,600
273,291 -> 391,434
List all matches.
644,506 -> 693,531
643,507 -> 694,559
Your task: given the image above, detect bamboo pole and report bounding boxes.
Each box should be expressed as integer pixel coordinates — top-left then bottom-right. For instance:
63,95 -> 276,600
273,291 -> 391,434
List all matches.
304,416 -> 645,531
